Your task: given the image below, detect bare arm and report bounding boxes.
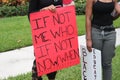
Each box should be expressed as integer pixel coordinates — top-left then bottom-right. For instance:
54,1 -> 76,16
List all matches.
112,1 -> 120,20
85,0 -> 94,52
115,0 -> 120,14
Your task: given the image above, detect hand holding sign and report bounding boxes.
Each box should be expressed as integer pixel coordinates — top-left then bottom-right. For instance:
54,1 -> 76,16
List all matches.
40,4 -> 56,12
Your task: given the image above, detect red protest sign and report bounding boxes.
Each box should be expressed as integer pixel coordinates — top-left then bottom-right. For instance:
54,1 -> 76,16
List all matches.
63,0 -> 72,4
30,5 -> 80,76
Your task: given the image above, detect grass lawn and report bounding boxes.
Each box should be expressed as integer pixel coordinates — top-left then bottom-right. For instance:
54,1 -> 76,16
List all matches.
0,15 -> 120,80
0,16 -> 32,52
4,46 -> 120,80
0,15 -> 120,52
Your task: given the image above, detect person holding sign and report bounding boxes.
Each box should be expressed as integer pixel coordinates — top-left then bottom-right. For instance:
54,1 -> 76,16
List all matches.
85,0 -> 120,80
28,0 -> 74,80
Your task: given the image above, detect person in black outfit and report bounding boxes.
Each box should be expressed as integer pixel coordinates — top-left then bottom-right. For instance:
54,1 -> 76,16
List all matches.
28,0 -> 62,80
28,0 -> 74,80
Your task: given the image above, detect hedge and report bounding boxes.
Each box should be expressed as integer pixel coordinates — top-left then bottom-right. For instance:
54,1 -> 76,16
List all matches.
0,2 -> 86,17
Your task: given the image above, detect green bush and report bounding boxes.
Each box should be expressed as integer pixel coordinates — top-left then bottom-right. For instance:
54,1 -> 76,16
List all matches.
0,3 -> 28,17
15,3 -> 28,16
75,0 -> 86,15
0,1 -> 86,17
0,5 -> 16,17
75,2 -> 86,15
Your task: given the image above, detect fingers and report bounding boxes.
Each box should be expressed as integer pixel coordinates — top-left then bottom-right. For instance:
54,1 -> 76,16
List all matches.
87,46 -> 92,52
40,5 -> 56,12
86,39 -> 92,52
48,5 -> 56,12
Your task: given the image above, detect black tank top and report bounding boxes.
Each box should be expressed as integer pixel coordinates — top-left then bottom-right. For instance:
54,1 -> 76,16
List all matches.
38,0 -> 62,9
29,0 -> 62,14
92,0 -> 114,26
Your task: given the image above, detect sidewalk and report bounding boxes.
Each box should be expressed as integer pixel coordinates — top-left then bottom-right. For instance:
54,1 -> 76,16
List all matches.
0,28 -> 120,79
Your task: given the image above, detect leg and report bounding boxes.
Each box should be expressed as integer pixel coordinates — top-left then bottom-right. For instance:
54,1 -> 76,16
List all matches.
32,60 -> 42,80
102,31 -> 116,80
32,59 -> 57,80
47,71 -> 57,80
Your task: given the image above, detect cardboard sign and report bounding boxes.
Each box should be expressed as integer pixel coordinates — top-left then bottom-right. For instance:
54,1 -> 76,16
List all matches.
80,45 -> 102,80
30,6 -> 80,76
